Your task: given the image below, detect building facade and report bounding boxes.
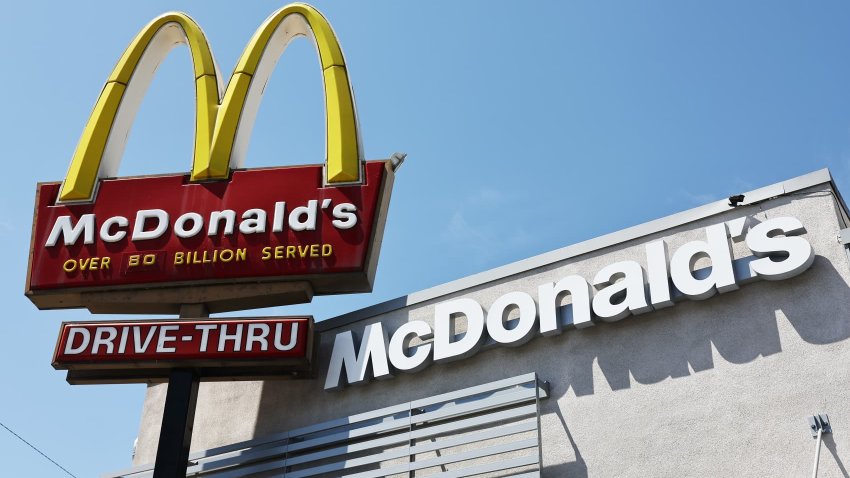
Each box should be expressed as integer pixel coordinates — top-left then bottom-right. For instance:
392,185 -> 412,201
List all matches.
120,169 -> 850,477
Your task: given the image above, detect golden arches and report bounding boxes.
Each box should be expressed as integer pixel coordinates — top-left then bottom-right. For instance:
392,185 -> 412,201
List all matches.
204,3 -> 360,183
59,3 -> 361,203
60,12 -> 220,202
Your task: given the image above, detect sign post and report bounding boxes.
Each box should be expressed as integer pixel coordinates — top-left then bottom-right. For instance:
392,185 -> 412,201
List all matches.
153,369 -> 199,478
27,3 -> 399,475
153,304 -> 204,478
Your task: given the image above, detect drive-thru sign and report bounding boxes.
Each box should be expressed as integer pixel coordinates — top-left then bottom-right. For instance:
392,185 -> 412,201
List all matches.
54,317 -> 315,384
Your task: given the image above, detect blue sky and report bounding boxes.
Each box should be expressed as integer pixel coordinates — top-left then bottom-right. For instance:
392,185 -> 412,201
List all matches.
3,1 -> 850,475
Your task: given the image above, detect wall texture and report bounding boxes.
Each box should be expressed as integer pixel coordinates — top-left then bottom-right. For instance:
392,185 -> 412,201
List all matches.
134,179 -> 850,477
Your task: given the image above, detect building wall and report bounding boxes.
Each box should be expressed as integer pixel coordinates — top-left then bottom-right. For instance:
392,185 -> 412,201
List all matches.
135,182 -> 850,477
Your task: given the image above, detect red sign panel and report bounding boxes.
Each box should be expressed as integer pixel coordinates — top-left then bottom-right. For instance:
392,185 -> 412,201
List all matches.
26,161 -> 393,312
53,317 -> 314,384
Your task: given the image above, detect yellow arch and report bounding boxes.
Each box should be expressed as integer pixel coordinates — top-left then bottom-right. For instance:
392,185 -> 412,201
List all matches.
60,13 -> 221,202
203,3 -> 361,184
59,3 -> 362,203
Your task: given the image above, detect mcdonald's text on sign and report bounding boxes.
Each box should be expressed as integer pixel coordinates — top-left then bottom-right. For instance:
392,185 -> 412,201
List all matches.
25,3 -> 398,314
53,317 -> 314,384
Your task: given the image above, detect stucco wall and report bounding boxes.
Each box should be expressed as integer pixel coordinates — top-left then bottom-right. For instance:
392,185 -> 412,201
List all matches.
134,183 -> 850,477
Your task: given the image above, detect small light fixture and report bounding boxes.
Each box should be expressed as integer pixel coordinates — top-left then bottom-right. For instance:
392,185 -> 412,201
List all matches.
728,194 -> 745,207
390,152 -> 407,172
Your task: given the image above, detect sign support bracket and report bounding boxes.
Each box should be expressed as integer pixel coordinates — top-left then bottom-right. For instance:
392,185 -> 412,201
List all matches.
152,304 -> 207,478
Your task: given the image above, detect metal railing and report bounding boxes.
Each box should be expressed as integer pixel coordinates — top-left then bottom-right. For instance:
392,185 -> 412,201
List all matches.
107,372 -> 549,478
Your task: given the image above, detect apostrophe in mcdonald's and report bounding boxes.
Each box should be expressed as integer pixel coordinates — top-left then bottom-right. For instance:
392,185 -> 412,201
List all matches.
26,3 -> 400,314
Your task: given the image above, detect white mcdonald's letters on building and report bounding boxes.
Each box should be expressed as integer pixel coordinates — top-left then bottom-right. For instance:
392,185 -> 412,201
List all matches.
325,215 -> 815,390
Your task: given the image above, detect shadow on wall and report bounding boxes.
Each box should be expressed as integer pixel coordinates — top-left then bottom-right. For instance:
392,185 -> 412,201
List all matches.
249,255 -> 850,467
825,435 -> 850,478
544,404 -> 587,478
534,255 -> 850,476
546,255 -> 850,399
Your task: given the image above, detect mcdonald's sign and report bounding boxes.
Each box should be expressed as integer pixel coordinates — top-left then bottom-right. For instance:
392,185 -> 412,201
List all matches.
26,3 -> 398,314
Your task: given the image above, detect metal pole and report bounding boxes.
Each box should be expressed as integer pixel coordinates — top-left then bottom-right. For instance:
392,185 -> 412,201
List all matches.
152,305 -> 207,478
152,368 -> 199,478
812,427 -> 823,478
